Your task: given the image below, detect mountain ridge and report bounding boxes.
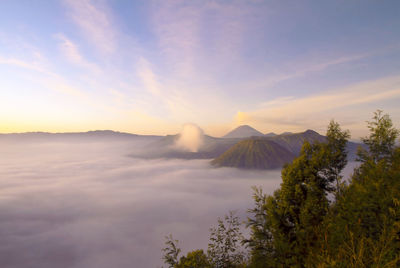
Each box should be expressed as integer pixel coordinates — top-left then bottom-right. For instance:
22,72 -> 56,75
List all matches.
212,129 -> 362,169
2,129 -> 363,166
223,125 -> 264,138
211,139 -> 295,169
0,130 -> 162,142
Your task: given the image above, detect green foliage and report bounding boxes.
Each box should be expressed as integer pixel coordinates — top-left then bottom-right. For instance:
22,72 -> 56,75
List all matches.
250,121 -> 349,267
162,234 -> 181,268
358,110 -> 399,163
162,212 -> 247,268
312,147 -> 400,267
176,250 -> 211,268
207,211 -> 247,268
323,120 -> 350,197
309,111 -> 400,267
243,120 -> 350,267
244,187 -> 274,268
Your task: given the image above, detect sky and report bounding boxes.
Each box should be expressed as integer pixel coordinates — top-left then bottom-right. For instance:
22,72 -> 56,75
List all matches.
0,0 -> 400,138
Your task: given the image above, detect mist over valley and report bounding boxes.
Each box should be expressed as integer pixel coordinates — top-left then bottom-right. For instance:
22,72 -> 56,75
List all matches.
0,133 -> 282,268
0,125 -> 361,268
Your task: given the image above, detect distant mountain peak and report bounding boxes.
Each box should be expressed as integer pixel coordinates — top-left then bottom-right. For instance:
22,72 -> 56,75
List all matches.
302,129 -> 322,138
304,129 -> 319,135
234,125 -> 256,131
223,125 -> 264,138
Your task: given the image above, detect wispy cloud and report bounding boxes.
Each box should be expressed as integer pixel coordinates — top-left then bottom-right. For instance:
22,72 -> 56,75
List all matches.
0,55 -> 57,78
139,0 -> 265,126
63,0 -> 116,55
237,75 -> 400,134
0,31 -> 173,134
137,57 -> 162,98
0,52 -> 89,100
150,1 -> 258,80
151,1 -> 202,78
240,53 -> 372,91
55,33 -> 100,73
136,57 -> 195,120
0,50 -> 100,115
1,0 -> 399,135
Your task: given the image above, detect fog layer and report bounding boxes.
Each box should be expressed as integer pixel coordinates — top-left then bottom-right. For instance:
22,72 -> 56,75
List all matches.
0,139 -> 283,268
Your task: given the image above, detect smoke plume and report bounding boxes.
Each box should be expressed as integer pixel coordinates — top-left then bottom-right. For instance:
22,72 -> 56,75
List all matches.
175,123 -> 204,152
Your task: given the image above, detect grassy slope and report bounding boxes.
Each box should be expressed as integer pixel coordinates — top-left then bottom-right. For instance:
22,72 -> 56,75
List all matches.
211,139 -> 295,169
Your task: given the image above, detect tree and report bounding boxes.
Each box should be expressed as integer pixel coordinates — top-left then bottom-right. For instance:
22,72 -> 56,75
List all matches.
316,147 -> 400,267
323,120 -> 350,198
162,238 -> 211,268
207,211 -> 247,268
162,234 -> 181,268
246,121 -> 350,267
311,111 -> 400,267
162,212 -> 246,268
358,110 -> 399,163
271,141 -> 329,266
244,187 -> 274,268
176,250 -> 211,268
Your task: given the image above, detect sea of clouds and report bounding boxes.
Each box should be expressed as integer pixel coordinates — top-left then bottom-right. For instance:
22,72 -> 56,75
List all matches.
0,138 -> 284,268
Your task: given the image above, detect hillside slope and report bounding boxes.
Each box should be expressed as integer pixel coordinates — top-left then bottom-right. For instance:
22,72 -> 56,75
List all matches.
268,129 -> 326,155
211,139 -> 295,169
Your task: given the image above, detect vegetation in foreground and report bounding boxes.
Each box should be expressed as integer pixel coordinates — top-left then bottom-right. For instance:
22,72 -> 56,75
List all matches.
162,110 -> 400,268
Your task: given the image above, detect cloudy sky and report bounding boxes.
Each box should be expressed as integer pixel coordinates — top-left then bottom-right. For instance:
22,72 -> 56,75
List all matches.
1,0 -> 399,138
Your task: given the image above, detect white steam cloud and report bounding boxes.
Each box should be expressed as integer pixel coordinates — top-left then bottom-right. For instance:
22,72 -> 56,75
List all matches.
175,123 -> 204,152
